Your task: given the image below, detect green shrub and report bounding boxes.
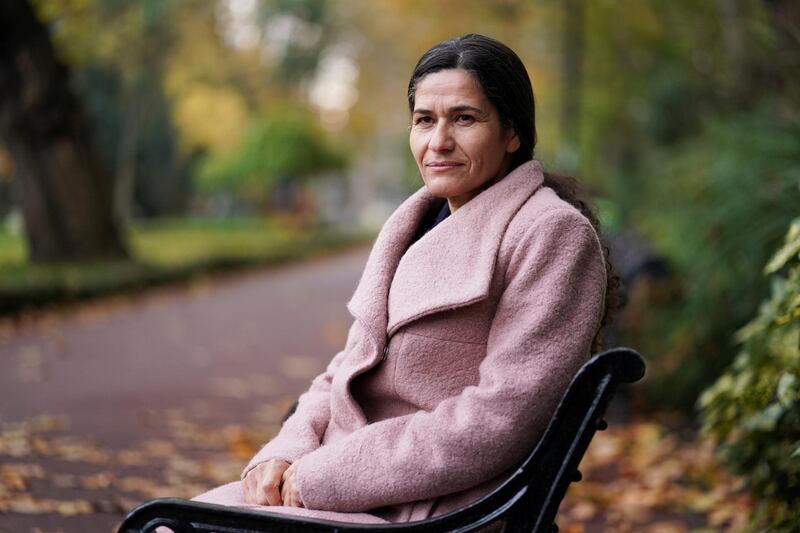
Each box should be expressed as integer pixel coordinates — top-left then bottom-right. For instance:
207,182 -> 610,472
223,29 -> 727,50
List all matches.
699,217 -> 800,531
198,110 -> 346,200
0,218 -> 371,314
628,110 -> 800,410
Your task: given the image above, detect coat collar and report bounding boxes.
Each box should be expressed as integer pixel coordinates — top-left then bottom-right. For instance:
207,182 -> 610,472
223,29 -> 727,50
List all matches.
347,159 -> 545,343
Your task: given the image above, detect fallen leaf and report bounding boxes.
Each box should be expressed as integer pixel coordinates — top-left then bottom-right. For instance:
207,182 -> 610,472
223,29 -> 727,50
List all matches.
279,355 -> 323,379
569,500 -> 597,521
643,521 -> 687,533
17,345 -> 46,383
56,499 -> 93,516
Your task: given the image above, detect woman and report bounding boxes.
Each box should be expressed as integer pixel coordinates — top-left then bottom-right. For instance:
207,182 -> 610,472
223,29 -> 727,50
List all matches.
193,33 -> 616,525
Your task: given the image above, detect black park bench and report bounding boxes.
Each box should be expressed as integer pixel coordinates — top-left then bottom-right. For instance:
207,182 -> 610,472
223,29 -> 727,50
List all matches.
118,347 -> 645,533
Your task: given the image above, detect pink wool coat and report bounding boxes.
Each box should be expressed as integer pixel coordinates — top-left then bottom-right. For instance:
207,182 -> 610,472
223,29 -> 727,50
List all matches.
194,159 -> 607,524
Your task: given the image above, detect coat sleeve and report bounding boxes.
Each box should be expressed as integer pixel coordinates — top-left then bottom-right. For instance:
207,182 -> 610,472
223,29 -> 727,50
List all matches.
292,208 -> 608,512
240,319 -> 361,479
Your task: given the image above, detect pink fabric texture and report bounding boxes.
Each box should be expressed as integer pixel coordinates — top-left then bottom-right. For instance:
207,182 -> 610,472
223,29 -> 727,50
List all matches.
192,482 -> 388,524
195,159 -> 607,524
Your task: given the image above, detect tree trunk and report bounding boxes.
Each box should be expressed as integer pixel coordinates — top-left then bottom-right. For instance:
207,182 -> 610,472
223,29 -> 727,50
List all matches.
717,0 -> 747,94
114,86 -> 141,225
764,0 -> 800,97
559,0 -> 585,170
0,0 -> 127,262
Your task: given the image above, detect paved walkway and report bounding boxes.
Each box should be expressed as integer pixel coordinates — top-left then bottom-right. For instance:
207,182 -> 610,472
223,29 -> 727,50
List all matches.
0,247 -> 369,532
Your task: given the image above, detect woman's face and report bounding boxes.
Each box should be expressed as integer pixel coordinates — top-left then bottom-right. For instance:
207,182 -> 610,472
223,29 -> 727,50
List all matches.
409,68 -> 520,212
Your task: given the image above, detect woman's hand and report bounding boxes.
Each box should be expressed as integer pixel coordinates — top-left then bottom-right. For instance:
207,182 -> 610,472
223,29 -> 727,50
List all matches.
280,461 -> 304,507
242,459 -> 291,506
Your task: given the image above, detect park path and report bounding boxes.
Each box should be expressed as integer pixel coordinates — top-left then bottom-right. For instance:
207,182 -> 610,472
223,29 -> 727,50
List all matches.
0,246 -> 369,532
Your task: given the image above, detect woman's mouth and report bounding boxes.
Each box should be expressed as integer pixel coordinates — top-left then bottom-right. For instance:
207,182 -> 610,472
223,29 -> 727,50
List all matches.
426,161 -> 463,170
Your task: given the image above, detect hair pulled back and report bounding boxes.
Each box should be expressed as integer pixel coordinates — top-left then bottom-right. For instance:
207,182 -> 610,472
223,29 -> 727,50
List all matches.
407,34 -> 621,352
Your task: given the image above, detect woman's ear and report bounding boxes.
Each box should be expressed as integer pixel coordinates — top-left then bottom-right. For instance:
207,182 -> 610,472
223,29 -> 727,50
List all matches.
506,130 -> 521,154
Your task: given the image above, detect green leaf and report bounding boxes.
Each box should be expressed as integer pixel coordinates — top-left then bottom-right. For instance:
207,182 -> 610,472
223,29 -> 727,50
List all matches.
743,402 -> 785,432
792,442 -> 800,458
777,373 -> 798,407
765,218 -> 800,274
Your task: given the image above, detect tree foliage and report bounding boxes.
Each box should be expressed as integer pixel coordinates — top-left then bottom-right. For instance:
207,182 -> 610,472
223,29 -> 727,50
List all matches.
699,217 -> 800,530
630,113 -> 800,410
572,0 -> 800,410
198,111 -> 345,201
33,0 -> 189,219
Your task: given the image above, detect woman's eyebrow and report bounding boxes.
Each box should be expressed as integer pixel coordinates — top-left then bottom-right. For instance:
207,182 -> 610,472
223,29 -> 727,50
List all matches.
449,105 -> 484,114
412,105 -> 485,115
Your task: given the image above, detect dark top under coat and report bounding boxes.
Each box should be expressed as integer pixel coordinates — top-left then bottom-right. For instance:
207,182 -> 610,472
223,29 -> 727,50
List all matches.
409,199 -> 451,247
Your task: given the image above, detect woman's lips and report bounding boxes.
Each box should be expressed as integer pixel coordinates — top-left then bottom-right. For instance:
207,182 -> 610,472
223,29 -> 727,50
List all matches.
426,161 -> 464,171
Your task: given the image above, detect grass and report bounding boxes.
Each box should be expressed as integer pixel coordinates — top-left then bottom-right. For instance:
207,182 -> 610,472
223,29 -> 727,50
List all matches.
0,217 -> 372,315
130,217 -> 303,266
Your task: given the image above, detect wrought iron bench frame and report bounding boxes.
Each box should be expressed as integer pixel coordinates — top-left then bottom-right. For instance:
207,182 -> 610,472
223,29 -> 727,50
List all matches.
118,347 -> 645,533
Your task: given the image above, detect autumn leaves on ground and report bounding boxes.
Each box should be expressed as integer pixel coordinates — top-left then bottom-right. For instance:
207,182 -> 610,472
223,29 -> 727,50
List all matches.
0,248 -> 751,533
1,417 -> 753,533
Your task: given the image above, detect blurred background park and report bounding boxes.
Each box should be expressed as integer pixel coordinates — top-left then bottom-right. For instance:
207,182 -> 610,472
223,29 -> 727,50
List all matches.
0,0 -> 798,531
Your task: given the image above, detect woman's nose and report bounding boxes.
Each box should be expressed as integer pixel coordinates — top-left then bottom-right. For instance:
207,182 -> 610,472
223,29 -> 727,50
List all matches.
429,121 -> 454,152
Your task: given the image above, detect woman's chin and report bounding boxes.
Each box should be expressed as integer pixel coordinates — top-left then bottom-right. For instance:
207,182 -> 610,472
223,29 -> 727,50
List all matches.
422,178 -> 465,200
424,187 -> 449,199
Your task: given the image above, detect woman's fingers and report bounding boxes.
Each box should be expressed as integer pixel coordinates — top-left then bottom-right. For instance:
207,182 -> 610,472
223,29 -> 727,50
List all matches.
242,472 -> 254,503
243,459 -> 290,506
280,462 -> 304,508
243,467 -> 261,504
260,460 -> 290,506
260,475 -> 282,506
280,472 -> 294,507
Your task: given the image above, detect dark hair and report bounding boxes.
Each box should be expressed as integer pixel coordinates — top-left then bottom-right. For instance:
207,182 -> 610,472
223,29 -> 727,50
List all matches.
407,34 -> 622,352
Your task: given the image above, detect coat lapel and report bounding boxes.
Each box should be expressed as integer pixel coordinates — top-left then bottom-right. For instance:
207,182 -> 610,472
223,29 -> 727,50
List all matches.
347,160 -> 545,343
387,160 -> 545,335
346,185 -> 436,347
